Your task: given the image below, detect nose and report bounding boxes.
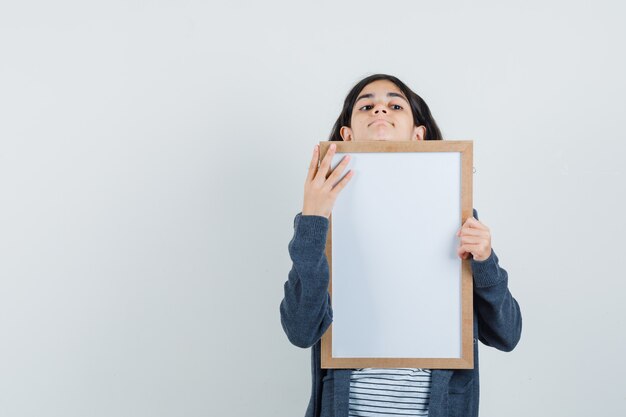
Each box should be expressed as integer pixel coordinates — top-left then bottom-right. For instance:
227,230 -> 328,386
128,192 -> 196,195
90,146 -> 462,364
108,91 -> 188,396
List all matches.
373,104 -> 387,114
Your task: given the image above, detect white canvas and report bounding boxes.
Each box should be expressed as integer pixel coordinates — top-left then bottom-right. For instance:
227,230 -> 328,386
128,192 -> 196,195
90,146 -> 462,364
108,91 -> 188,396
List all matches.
330,151 -> 462,358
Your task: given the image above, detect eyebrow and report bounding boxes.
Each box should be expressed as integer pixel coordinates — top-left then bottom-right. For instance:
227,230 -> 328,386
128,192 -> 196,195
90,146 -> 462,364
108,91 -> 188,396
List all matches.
355,92 -> 409,103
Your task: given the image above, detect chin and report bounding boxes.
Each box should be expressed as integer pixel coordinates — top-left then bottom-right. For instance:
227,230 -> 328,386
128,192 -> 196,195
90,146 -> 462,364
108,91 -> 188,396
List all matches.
372,131 -> 392,141
363,132 -> 393,141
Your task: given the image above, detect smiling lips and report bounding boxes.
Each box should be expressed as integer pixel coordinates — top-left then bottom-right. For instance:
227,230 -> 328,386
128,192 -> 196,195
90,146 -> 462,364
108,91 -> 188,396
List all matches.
369,119 -> 393,127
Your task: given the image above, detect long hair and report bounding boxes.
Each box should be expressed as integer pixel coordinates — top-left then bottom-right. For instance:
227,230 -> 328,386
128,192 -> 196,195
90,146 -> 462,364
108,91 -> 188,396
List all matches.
329,74 -> 443,141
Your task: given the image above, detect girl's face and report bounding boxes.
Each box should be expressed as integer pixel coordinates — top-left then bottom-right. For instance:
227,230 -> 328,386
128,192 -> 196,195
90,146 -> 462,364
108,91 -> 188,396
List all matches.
340,79 -> 426,142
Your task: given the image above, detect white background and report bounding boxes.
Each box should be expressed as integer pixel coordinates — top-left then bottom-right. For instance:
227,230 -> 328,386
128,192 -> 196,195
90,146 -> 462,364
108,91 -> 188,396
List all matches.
1,1 -> 624,416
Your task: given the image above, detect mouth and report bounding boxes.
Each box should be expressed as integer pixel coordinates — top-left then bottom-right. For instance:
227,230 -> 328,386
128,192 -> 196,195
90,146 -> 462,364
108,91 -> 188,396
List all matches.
368,119 -> 394,127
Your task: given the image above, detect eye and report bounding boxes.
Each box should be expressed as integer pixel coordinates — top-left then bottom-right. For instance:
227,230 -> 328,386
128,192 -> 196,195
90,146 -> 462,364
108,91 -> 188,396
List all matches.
391,104 -> 403,110
358,105 -> 374,111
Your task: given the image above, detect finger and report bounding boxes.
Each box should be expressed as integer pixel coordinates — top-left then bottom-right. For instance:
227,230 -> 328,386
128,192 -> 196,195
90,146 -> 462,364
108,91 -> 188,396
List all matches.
325,154 -> 351,188
464,216 -> 489,231
462,217 -> 478,228
329,169 -> 354,197
456,247 -> 472,260
306,145 -> 319,182
457,246 -> 471,259
315,143 -> 337,183
459,243 -> 486,255
459,228 -> 488,238
460,236 -> 485,245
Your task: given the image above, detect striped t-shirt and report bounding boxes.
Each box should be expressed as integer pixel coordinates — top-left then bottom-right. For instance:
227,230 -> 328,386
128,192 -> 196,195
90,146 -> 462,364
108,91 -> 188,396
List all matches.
348,368 -> 431,416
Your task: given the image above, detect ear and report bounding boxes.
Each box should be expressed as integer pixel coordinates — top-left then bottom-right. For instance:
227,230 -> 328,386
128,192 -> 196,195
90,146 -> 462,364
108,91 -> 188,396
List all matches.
340,126 -> 353,141
412,125 -> 426,141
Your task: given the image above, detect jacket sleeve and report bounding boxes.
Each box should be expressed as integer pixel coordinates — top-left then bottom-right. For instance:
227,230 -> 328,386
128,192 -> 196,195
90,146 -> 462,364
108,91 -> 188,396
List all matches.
471,209 -> 523,352
279,213 -> 334,349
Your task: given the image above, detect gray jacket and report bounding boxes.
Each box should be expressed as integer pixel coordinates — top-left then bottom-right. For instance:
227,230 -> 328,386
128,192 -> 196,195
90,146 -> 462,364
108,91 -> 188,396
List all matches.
280,209 -> 522,417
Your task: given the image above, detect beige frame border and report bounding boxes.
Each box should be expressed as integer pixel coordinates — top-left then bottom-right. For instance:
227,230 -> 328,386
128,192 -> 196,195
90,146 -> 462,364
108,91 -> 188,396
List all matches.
319,140 -> 474,369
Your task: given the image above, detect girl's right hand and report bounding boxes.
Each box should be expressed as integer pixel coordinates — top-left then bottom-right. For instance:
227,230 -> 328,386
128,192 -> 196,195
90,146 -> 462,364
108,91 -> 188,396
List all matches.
302,143 -> 354,218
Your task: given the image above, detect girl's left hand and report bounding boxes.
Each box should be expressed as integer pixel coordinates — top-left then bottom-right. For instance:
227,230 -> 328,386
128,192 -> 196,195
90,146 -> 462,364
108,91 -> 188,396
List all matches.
456,217 -> 492,261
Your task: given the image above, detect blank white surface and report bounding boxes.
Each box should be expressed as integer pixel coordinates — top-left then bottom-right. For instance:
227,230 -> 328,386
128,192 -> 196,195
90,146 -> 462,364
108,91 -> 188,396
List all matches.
330,152 -> 462,358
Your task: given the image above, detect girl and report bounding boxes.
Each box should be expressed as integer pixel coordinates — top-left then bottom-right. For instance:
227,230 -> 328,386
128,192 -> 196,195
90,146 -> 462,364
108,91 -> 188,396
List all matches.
280,74 -> 522,417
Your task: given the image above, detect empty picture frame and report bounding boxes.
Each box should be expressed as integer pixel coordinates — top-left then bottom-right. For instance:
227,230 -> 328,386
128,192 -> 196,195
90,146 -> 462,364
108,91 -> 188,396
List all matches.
319,140 -> 474,369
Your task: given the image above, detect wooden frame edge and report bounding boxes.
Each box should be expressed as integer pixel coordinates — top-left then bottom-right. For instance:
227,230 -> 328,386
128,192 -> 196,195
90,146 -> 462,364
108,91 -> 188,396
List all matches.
319,140 -> 475,369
